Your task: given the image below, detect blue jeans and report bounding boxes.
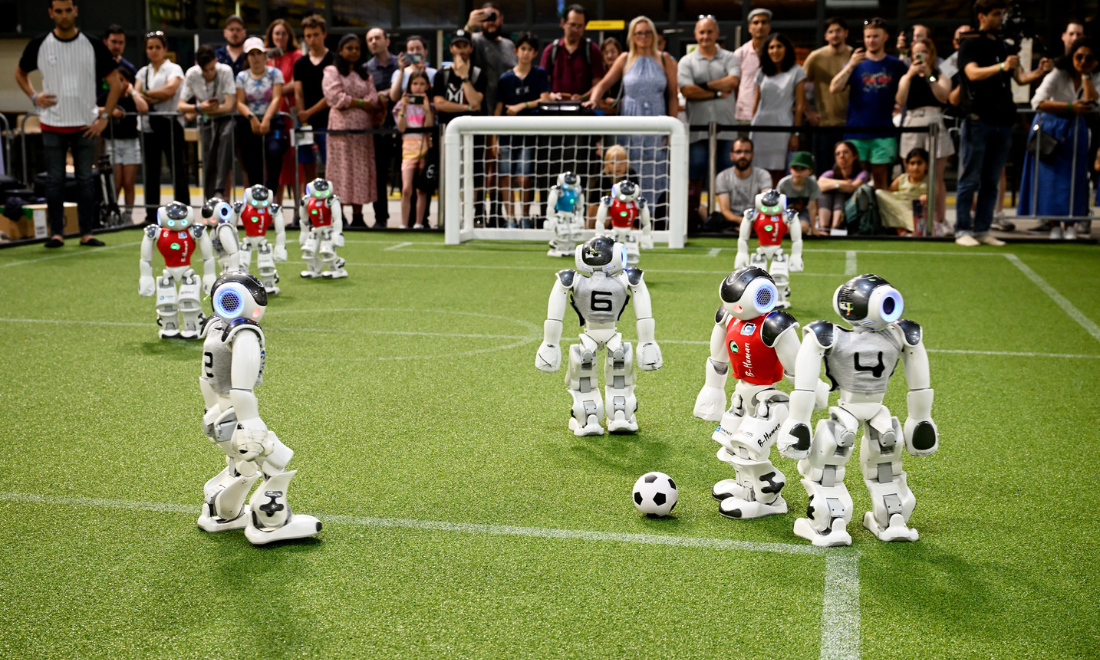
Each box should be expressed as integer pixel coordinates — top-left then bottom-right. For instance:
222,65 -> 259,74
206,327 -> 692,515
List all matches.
689,139 -> 733,181
956,119 -> 1012,237
43,130 -> 97,237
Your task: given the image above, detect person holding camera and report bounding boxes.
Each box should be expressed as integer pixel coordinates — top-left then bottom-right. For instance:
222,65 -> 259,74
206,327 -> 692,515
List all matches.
388,35 -> 437,103
896,38 -> 952,230
955,0 -> 1052,247
465,3 -> 517,112
394,70 -> 435,229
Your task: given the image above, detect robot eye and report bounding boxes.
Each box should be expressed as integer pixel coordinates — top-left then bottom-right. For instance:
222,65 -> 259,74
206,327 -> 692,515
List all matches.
167,220 -> 175,227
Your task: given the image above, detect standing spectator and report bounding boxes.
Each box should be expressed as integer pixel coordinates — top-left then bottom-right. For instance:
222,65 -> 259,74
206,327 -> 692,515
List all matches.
1018,39 -> 1097,240
323,34 -> 381,227
712,137 -> 772,231
734,9 -> 772,126
294,15 -> 334,194
265,19 -> 302,204
216,15 -> 248,77
366,27 -> 398,229
136,32 -> 189,207
816,140 -> 869,233
678,15 -> 740,231
394,70 -> 434,229
829,18 -> 907,190
597,37 -> 623,114
235,37 -> 288,195
750,32 -> 807,186
898,24 -> 941,66
1063,21 -> 1086,55
433,30 -> 488,223
15,0 -> 120,247
803,18 -> 852,175
776,151 -> 821,235
102,25 -> 136,85
178,45 -> 236,200
389,35 -> 437,103
542,5 -> 606,101
465,3 -> 517,112
100,25 -> 140,224
941,24 -> 974,85
896,38 -> 952,229
955,0 -> 1051,247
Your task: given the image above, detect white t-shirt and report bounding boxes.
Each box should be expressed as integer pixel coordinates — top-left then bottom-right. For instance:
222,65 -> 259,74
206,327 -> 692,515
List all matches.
137,60 -> 185,113
180,63 -> 236,110
390,66 -> 438,94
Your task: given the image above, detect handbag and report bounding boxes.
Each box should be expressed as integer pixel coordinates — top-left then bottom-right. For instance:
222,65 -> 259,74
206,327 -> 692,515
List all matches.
1026,115 -> 1062,164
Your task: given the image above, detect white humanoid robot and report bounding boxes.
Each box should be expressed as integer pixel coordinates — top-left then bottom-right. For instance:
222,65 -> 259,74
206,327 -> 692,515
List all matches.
198,272 -> 322,545
546,171 -> 585,258
234,184 -> 286,294
734,189 -> 804,309
692,267 -> 829,519
777,274 -> 938,547
535,236 -> 663,436
200,197 -> 242,273
595,179 -> 653,266
299,178 -> 347,279
138,201 -> 216,339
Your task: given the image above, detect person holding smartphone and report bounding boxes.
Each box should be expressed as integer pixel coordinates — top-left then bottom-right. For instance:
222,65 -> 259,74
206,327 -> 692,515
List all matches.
389,35 -> 437,103
178,45 -> 237,200
896,38 -> 952,231
394,70 -> 435,229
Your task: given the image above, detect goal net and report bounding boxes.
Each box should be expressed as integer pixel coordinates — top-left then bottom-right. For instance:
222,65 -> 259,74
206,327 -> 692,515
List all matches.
442,115 -> 687,248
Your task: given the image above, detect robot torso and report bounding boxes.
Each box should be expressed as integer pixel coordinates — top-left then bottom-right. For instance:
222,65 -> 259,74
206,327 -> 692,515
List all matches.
241,205 -> 273,237
202,318 -> 264,397
554,186 -> 580,214
725,312 -> 785,385
823,325 -> 903,394
753,213 -> 787,247
156,226 -> 198,268
306,197 -> 333,228
571,271 -> 630,326
608,198 -> 640,229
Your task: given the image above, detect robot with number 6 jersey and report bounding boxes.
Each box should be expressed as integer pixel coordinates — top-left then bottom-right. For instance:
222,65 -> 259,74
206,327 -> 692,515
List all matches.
734,189 -> 804,309
596,179 -> 652,266
138,202 -> 216,339
777,274 -> 938,547
535,236 -> 662,436
198,272 -> 321,545
234,184 -> 286,294
299,178 -> 347,279
546,172 -> 586,258
201,197 -> 242,273
693,267 -> 829,519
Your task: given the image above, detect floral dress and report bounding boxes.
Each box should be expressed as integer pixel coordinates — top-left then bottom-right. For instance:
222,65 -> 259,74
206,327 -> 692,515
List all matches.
322,66 -> 378,206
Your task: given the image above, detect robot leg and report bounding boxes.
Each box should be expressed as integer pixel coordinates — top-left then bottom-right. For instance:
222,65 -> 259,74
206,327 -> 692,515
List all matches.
618,230 -> 640,266
256,242 -> 280,294
155,274 -> 180,338
546,215 -> 570,257
770,253 -> 792,309
749,249 -> 768,270
715,390 -> 790,518
177,270 -> 205,340
197,407 -> 255,531
565,338 -> 605,436
299,231 -> 324,278
243,433 -> 321,546
320,235 -> 347,279
792,408 -> 858,547
711,392 -> 747,500
604,338 -> 638,433
240,238 -> 254,273
860,409 -> 919,542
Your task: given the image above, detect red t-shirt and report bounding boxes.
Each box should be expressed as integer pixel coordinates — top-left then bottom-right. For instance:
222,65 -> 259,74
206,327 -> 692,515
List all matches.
725,314 -> 784,385
753,213 -> 787,246
156,228 -> 196,268
306,197 -> 332,228
539,39 -> 607,97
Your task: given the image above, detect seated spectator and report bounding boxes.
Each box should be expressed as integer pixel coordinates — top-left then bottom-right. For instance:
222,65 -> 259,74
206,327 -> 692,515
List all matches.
394,70 -> 435,229
711,137 -> 772,231
587,144 -> 637,228
877,147 -> 930,233
816,140 -> 869,234
235,37 -> 288,194
896,37 -> 952,229
750,32 -> 806,186
776,151 -> 820,235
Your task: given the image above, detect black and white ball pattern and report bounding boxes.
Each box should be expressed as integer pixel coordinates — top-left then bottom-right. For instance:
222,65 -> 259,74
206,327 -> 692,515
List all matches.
632,472 -> 678,517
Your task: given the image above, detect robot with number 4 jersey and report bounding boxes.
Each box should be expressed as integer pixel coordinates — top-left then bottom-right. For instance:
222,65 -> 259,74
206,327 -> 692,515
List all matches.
299,178 -> 347,279
201,197 -> 242,273
139,202 -> 216,339
777,274 -> 938,547
693,267 -> 829,519
735,189 -> 804,309
546,172 -> 585,258
234,184 -> 286,294
535,236 -> 662,436
198,272 -> 321,545
596,179 -> 652,266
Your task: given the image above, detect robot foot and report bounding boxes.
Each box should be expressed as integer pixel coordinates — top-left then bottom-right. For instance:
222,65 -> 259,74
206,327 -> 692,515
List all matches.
264,285 -> 281,295
606,412 -> 638,434
202,465 -> 234,501
719,495 -> 788,520
158,326 -> 181,339
863,511 -> 919,542
774,301 -> 792,310
793,516 -> 852,547
712,479 -> 739,500
244,511 -> 322,545
322,269 -> 348,279
547,248 -> 571,258
180,329 -> 200,340
197,502 -> 249,533
569,415 -> 605,437
300,270 -> 323,279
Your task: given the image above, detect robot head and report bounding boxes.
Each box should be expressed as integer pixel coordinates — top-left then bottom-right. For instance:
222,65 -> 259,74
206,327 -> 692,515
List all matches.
557,171 -> 579,189
833,274 -> 904,330
245,185 -> 271,207
157,202 -> 194,230
614,179 -> 639,202
720,266 -> 778,321
755,189 -> 786,215
306,178 -> 333,199
211,272 -> 268,323
200,197 -> 235,225
575,235 -> 627,276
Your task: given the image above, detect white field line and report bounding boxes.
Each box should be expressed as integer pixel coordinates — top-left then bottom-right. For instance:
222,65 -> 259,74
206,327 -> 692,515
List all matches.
845,251 -> 858,276
821,554 -> 861,660
1005,254 -> 1100,344
707,247 -> 722,257
0,241 -> 143,268
383,241 -> 414,251
283,260 -> 844,277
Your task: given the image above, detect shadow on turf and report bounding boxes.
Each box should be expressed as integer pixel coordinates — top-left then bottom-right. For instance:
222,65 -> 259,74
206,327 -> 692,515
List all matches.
563,432 -> 674,477
133,338 -> 205,360
198,529 -> 325,551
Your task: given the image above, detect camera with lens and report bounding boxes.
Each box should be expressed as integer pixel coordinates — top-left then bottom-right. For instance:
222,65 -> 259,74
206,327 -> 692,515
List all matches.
1001,2 -> 1044,56
484,10 -> 498,22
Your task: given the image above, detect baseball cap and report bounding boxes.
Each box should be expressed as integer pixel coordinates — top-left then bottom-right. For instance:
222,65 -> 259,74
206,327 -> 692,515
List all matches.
789,151 -> 815,170
243,37 -> 266,54
225,15 -> 244,28
451,29 -> 472,45
747,8 -> 773,20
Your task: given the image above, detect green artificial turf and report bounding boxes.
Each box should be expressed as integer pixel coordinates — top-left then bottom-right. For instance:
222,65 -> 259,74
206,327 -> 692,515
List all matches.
0,233 -> 1097,658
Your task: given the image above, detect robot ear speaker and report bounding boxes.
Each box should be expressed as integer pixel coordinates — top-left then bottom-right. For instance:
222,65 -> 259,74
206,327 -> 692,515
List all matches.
746,279 -> 778,315
877,288 -> 904,323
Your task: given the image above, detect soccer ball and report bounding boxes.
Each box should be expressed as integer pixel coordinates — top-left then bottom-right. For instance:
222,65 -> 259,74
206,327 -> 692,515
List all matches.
632,472 -> 678,517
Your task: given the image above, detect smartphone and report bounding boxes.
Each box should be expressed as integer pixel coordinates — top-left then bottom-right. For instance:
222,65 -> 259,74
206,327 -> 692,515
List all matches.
915,52 -> 926,64
485,10 -> 497,21
407,94 -> 424,105
409,53 -> 423,64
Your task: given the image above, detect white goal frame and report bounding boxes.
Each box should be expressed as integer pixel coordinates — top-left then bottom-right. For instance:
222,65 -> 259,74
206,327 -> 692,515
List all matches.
443,115 -> 688,248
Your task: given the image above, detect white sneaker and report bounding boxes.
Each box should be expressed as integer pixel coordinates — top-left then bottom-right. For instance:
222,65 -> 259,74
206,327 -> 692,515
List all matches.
1050,226 -> 1064,240
955,235 -> 980,247
413,223 -> 424,229
977,235 -> 1006,246
1065,224 -> 1077,240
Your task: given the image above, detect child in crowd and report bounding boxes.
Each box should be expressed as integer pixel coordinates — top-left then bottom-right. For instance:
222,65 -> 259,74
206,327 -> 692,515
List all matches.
775,151 -> 821,236
877,147 -> 930,235
587,144 -> 638,228
395,69 -> 435,229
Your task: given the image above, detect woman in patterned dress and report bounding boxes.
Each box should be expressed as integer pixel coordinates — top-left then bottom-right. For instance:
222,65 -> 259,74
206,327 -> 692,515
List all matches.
264,19 -> 302,204
322,34 -> 380,226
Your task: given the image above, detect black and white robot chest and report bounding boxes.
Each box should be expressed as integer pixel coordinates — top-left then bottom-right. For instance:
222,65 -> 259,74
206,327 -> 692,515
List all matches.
825,328 -> 902,394
571,274 -> 630,325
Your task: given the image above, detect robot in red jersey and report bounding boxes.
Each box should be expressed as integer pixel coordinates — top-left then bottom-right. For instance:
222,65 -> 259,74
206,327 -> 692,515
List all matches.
595,179 -> 652,266
693,267 -> 829,519
298,178 -> 347,279
200,197 -> 242,274
777,274 -> 938,546
234,185 -> 286,294
138,202 -> 216,339
734,189 -> 804,309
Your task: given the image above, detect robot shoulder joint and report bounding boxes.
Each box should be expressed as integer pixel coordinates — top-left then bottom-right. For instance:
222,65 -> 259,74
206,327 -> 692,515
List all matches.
556,269 -> 577,288
191,225 -> 205,239
221,318 -> 266,351
761,310 -> 799,347
232,202 -> 244,214
804,320 -> 836,349
600,195 -> 611,206
714,305 -> 729,326
896,319 -> 923,346
625,267 -> 644,286
144,224 -> 159,239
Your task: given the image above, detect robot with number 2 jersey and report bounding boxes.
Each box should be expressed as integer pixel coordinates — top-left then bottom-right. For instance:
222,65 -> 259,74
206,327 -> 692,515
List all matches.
138,202 -> 216,339
735,189 -> 804,309
777,274 -> 938,547
201,197 -> 242,273
536,236 -> 662,436
299,178 -> 347,279
546,172 -> 586,258
596,179 -> 652,266
198,272 -> 321,545
234,184 -> 286,294
693,267 -> 829,519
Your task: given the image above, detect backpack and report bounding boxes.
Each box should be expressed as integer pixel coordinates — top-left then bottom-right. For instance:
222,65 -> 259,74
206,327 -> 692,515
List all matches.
548,38 -> 594,75
842,183 -> 882,235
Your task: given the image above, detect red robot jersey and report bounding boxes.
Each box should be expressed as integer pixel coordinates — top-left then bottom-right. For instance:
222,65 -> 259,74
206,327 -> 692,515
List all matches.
156,228 -> 196,268
725,314 -> 784,385
306,197 -> 333,228
609,199 -> 639,229
753,213 -> 787,246
241,205 -> 273,237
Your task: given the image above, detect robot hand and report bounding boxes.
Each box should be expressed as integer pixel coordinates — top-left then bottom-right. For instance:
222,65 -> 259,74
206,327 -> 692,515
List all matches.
734,252 -> 750,269
334,234 -> 345,248
904,417 -> 939,457
789,255 -> 805,272
202,273 -> 216,295
693,385 -> 727,421
637,342 -> 663,371
639,236 -> 654,250
777,416 -> 812,460
535,342 -> 561,372
274,246 -> 288,263
138,275 -> 155,296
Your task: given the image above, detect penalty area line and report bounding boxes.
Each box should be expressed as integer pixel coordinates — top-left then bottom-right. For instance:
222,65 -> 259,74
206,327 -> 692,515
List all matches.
1005,253 -> 1100,344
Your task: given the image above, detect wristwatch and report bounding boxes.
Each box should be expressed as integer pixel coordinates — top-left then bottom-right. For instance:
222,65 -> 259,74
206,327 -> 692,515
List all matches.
459,77 -> 470,84
98,111 -> 109,120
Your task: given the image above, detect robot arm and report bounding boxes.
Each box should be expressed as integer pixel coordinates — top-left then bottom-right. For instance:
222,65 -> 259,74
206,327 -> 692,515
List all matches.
896,320 -> 938,457
627,269 -> 662,370
298,196 -> 311,246
573,186 -> 586,216
769,314 -> 829,409
693,306 -> 731,421
547,186 -> 561,218
535,271 -> 572,372
787,210 -> 804,271
777,321 -> 833,459
638,200 -> 653,250
331,196 -> 345,247
227,329 -> 266,432
139,226 -> 156,296
595,197 -> 610,230
734,212 -> 752,268
217,224 -> 242,272
195,227 -> 217,294
273,208 -> 287,262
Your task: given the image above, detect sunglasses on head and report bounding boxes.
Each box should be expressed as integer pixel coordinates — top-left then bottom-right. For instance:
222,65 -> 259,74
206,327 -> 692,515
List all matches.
698,14 -> 716,21
864,18 -> 887,28
145,31 -> 165,40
